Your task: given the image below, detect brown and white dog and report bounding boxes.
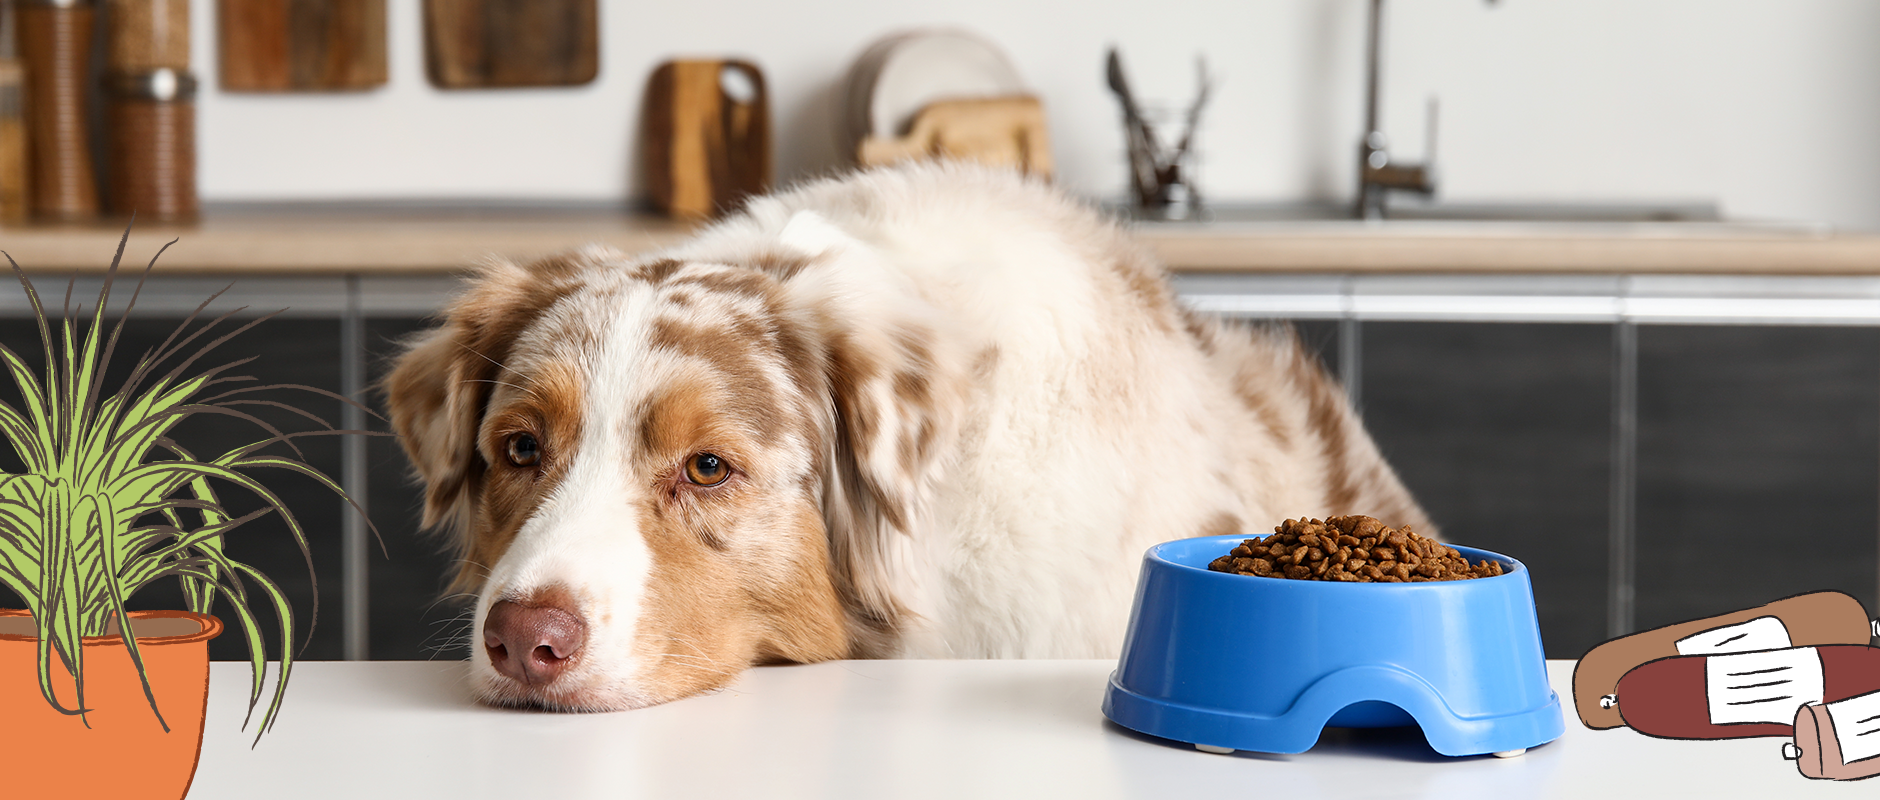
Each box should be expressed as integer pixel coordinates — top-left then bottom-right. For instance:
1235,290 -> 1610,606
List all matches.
386,163 -> 1429,711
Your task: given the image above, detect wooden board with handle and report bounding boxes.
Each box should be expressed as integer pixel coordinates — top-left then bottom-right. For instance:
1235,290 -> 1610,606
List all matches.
423,0 -> 598,89
642,60 -> 770,220
219,0 -> 387,92
857,95 -> 1052,178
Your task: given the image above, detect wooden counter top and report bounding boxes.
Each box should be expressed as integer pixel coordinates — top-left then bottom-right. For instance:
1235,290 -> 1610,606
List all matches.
0,207 -> 699,274
1151,222 -> 1880,273
3,206 -> 1879,275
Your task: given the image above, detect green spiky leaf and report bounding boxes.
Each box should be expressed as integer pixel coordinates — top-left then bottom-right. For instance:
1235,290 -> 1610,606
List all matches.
0,231 -> 385,740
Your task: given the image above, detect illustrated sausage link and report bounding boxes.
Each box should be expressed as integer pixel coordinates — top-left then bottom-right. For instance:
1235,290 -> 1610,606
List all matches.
1574,591 -> 1874,730
1787,693 -> 1880,781
1610,645 -> 1880,740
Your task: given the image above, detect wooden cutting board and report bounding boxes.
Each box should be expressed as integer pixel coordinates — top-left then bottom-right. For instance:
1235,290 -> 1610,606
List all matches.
857,95 -> 1052,178
642,60 -> 770,220
423,0 -> 598,89
219,0 -> 387,91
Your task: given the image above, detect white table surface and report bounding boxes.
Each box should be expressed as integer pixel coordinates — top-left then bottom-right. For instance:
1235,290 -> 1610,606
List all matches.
187,659 -> 1869,799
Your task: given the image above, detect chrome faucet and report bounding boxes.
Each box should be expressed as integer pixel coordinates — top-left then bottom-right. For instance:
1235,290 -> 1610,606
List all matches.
1356,0 -> 1453,220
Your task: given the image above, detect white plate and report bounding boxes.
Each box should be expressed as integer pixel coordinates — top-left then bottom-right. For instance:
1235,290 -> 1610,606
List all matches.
843,30 -> 1026,159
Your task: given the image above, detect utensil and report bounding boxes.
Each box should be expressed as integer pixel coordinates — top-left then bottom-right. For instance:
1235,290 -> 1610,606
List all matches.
1104,47 -> 1158,193
1106,47 -> 1213,214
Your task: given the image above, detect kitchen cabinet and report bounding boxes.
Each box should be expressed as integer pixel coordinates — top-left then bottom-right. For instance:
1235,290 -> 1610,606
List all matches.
362,317 -> 464,660
1358,322 -> 1613,659
1273,316 -> 1880,660
1633,325 -> 1880,634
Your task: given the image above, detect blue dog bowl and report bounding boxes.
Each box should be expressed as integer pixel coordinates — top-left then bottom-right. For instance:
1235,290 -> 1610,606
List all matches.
1102,534 -> 1564,757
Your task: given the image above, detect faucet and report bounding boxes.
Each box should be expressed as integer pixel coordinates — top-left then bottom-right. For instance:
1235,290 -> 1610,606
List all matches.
1356,0 -> 1445,220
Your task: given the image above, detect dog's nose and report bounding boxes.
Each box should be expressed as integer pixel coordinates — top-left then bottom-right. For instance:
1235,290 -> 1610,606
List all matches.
483,599 -> 587,686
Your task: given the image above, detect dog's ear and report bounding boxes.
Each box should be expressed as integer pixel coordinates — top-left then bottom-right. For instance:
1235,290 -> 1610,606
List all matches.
778,231 -> 970,634
384,248 -> 609,561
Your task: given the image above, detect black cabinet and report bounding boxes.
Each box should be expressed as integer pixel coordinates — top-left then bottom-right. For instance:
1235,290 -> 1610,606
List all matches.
1357,322 -> 1613,659
363,318 -> 470,660
1634,326 -> 1880,632
1346,320 -> 1880,659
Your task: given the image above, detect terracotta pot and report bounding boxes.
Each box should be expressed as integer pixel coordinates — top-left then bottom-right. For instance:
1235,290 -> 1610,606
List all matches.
0,608 -> 223,800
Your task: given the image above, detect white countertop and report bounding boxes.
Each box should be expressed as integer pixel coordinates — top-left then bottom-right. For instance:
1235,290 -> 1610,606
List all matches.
185,659 -> 1866,799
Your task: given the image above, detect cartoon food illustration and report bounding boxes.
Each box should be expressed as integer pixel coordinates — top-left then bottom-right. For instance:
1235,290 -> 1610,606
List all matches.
1607,644 -> 1880,739
1573,591 -> 1876,730
1786,690 -> 1880,781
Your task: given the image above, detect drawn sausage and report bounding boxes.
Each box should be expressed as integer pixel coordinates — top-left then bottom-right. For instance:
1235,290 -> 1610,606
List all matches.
1786,691 -> 1880,781
1574,591 -> 1874,730
1610,645 -> 1880,740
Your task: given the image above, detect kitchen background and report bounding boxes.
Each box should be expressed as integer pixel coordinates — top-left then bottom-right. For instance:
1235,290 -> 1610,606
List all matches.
192,0 -> 1880,227
4,0 -> 1880,666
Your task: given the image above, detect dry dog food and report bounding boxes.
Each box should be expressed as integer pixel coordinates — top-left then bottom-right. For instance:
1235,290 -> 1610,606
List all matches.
1207,515 -> 1502,582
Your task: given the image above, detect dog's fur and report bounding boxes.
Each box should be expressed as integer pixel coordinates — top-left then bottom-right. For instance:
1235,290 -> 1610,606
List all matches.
386,163 -> 1430,711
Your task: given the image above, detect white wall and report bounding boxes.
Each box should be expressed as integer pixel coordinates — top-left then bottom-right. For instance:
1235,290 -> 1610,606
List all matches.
192,0 -> 1880,230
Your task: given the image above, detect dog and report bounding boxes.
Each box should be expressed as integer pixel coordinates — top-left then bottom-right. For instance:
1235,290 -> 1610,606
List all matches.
385,162 -> 1430,711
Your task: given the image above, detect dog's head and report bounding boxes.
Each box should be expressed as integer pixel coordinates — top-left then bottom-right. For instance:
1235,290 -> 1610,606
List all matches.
386,228 -> 965,711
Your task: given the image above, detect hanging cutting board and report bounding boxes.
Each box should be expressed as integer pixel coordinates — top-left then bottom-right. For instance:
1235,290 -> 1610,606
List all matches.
218,0 -> 387,91
642,60 -> 770,219
423,0 -> 598,89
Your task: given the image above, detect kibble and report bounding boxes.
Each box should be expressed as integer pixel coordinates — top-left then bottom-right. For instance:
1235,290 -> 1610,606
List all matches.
1207,515 -> 1503,583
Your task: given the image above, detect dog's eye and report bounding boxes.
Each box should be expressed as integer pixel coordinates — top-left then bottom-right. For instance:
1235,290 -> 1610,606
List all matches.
685,453 -> 730,486
507,433 -> 542,467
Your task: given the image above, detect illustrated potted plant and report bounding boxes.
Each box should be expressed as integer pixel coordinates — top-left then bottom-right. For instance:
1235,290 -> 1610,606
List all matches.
0,233 -> 370,799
